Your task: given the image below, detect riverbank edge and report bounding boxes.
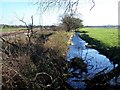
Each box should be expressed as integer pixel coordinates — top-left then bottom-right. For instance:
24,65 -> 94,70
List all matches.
79,32 -> 120,65
2,30 -> 76,89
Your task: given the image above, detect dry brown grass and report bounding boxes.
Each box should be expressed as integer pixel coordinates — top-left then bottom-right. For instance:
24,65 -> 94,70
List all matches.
1,30 -> 73,89
44,31 -> 73,56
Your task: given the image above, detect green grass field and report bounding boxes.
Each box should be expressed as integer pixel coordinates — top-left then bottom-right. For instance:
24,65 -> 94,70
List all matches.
0,27 -> 27,32
80,28 -> 119,47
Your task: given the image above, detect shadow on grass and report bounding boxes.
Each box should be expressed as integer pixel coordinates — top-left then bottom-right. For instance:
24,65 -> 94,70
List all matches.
80,34 -> 120,65
75,30 -> 88,34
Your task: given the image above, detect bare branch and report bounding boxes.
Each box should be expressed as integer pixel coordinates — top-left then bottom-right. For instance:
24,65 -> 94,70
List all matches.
30,15 -> 34,35
90,0 -> 95,11
18,15 -> 34,44
7,67 -> 27,84
18,18 -> 29,29
0,37 -> 19,48
33,72 -> 53,82
35,0 -> 82,14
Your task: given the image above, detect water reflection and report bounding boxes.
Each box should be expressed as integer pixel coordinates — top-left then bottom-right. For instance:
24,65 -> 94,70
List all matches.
67,32 -> 114,89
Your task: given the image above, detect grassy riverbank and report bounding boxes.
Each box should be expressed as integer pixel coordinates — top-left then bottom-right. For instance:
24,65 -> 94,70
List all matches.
80,28 -> 118,47
79,28 -> 120,64
1,30 -> 73,89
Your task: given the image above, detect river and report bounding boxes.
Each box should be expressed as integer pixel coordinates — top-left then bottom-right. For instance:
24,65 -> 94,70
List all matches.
67,32 -> 119,89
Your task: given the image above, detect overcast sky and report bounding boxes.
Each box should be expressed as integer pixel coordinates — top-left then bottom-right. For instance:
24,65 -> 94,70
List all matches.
0,0 -> 119,26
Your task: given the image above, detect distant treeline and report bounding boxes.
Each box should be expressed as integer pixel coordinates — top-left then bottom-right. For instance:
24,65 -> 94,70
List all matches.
0,24 -> 58,30
85,25 -> 118,28
0,24 -> 119,29
0,24 -> 55,28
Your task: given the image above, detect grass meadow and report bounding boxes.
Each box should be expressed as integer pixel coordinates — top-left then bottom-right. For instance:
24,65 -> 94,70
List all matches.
0,27 -> 27,32
80,28 -> 119,47
79,27 -> 120,65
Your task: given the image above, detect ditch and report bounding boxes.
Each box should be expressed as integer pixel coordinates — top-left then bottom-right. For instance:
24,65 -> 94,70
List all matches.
67,32 -> 120,89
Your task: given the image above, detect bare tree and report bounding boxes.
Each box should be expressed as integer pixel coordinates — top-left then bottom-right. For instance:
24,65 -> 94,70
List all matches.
35,0 -> 95,14
19,15 -> 34,43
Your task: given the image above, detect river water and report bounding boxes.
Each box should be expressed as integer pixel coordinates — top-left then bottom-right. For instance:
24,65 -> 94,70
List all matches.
67,32 -> 118,89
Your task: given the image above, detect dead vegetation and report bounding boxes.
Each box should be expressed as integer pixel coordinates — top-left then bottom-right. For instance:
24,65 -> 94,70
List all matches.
1,29 -> 74,90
